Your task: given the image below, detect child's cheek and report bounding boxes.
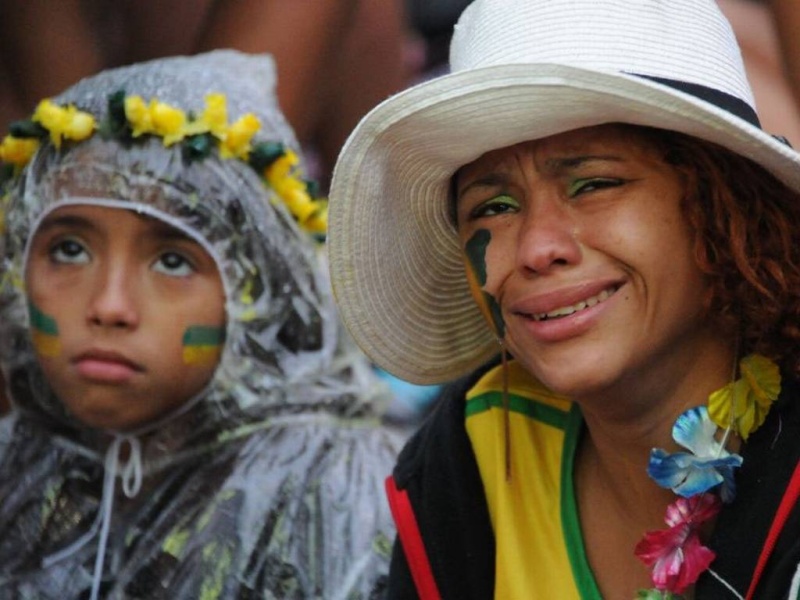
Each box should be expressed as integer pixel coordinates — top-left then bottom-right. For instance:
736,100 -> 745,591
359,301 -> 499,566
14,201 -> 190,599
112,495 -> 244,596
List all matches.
181,325 -> 226,366
29,302 -> 62,358
463,229 -> 506,339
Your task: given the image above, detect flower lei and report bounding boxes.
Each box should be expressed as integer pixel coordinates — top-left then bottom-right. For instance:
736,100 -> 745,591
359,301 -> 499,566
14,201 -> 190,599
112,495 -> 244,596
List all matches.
0,91 -> 327,237
635,353 -> 781,598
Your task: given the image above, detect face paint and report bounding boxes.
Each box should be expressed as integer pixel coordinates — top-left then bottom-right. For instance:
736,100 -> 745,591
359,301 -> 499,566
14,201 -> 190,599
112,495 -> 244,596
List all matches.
182,325 -> 225,366
463,229 -> 505,338
29,302 -> 62,357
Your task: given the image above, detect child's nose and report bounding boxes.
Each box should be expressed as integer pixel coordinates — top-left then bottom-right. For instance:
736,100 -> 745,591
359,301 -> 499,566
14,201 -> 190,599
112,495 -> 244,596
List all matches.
86,265 -> 139,329
515,200 -> 581,274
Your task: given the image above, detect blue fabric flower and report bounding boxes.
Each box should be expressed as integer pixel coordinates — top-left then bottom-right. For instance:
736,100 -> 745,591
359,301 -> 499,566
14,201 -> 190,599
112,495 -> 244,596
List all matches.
648,406 -> 742,502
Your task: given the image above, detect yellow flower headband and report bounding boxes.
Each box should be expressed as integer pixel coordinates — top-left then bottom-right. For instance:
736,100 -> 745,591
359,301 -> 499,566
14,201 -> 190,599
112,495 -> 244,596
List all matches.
0,91 -> 327,236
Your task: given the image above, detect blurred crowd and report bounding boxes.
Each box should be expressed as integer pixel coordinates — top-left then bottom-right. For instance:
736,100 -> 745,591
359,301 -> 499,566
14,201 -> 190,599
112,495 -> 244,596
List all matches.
0,0 -> 470,191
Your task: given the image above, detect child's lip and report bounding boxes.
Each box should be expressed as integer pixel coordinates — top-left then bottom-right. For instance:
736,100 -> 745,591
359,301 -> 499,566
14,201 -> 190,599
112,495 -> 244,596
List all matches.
73,349 -> 144,381
74,349 -> 143,369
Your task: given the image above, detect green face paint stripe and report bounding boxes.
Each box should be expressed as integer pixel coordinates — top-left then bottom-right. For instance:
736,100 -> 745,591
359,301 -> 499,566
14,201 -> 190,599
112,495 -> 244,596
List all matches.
28,302 -> 59,336
485,292 -> 505,338
464,229 -> 491,286
182,326 -> 225,346
464,229 -> 506,338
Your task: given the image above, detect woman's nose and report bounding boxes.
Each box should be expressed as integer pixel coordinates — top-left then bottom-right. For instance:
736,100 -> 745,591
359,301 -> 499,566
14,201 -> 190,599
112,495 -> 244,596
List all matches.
515,200 -> 581,275
86,263 -> 140,329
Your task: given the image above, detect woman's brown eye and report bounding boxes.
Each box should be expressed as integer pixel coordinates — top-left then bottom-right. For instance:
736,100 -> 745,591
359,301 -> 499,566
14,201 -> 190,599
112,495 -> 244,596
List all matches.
469,194 -> 520,219
568,178 -> 624,197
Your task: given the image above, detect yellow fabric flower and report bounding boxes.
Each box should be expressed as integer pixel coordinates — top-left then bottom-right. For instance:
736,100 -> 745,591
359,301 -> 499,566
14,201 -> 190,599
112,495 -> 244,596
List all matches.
263,150 -> 327,234
124,96 -> 153,138
0,136 -> 40,167
273,179 -> 316,222
32,99 -> 68,147
63,110 -> 95,141
32,100 -> 95,149
183,93 -> 229,138
149,101 -> 187,146
201,93 -> 229,137
708,354 -> 781,440
302,202 -> 328,235
264,150 -> 299,183
221,114 -> 261,159
124,97 -> 186,145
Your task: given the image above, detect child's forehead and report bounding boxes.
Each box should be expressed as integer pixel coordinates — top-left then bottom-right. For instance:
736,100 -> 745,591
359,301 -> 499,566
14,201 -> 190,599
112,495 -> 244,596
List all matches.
42,204 -> 182,230
33,203 -> 204,249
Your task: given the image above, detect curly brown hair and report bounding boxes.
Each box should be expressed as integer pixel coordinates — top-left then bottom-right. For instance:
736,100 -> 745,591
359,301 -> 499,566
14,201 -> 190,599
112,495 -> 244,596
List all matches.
644,127 -> 800,377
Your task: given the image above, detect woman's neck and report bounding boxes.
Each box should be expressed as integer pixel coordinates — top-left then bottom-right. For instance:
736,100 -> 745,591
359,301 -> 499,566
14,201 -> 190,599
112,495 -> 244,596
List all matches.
577,331 -> 735,471
572,334 -> 736,597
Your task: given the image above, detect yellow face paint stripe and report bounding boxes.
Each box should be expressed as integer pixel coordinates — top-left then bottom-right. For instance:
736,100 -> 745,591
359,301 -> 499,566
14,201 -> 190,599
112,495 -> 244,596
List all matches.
29,302 -> 61,357
182,326 -> 225,366
182,345 -> 223,366
31,330 -> 62,357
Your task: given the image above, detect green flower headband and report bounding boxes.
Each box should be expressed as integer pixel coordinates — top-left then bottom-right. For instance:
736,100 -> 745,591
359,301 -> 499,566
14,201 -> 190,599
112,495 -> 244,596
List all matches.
0,91 -> 327,236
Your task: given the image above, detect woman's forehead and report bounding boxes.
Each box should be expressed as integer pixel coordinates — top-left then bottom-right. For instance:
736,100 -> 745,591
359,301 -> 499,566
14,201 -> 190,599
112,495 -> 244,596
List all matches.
456,124 -> 661,185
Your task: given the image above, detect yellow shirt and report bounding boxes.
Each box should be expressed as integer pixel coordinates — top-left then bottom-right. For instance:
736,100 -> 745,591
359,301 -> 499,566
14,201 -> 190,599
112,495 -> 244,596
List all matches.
465,360 -> 602,599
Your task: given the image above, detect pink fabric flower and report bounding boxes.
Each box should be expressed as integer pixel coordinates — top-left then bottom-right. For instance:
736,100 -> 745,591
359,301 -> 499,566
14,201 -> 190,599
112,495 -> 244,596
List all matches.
634,494 -> 721,593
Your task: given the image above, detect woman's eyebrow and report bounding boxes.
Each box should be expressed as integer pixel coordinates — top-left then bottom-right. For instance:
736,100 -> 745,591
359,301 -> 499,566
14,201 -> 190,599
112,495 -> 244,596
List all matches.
543,154 -> 624,172
455,153 -> 629,205
456,173 -> 510,199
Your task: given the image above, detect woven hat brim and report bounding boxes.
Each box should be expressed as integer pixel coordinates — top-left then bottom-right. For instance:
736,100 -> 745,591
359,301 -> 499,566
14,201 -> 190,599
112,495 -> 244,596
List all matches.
329,63 -> 800,385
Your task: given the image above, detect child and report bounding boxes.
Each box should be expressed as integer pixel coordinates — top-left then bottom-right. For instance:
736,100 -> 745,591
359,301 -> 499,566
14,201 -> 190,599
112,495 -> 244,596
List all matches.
0,50 -> 402,599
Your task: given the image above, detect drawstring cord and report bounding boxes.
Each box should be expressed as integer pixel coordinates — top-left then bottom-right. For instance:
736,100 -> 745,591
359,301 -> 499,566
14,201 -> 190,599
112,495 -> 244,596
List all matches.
89,434 -> 142,600
41,434 -> 143,598
38,388 -> 207,594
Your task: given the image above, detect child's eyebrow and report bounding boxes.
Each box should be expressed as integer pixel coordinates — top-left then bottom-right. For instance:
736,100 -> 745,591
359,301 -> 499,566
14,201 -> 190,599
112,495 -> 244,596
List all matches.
137,216 -> 194,243
37,211 -> 194,243
36,214 -> 95,234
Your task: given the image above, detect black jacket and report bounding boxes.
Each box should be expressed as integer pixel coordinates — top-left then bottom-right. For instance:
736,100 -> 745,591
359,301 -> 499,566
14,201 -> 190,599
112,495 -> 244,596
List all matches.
387,368 -> 800,599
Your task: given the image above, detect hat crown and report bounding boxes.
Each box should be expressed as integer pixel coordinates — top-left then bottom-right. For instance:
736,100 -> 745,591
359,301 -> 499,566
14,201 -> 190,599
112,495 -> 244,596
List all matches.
451,0 -> 755,109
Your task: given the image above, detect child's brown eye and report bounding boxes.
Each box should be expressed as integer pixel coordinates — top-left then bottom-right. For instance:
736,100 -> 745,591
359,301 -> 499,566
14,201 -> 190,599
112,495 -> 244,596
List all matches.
153,251 -> 194,277
49,238 -> 89,264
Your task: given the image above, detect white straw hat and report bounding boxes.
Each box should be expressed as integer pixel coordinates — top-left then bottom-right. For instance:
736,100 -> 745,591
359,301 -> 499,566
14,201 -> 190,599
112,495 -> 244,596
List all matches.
328,0 -> 800,385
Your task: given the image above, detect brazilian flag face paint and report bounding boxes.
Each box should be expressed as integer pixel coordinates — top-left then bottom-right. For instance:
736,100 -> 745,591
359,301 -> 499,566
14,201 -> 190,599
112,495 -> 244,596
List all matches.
182,325 -> 225,366
463,229 -> 506,338
29,302 -> 61,357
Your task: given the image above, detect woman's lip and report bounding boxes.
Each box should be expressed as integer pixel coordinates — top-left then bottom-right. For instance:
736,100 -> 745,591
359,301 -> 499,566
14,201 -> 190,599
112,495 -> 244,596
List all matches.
509,282 -> 624,343
508,280 -> 624,317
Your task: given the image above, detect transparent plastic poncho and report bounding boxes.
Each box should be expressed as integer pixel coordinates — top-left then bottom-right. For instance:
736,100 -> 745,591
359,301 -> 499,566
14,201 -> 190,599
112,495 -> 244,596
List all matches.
0,51 -> 403,599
